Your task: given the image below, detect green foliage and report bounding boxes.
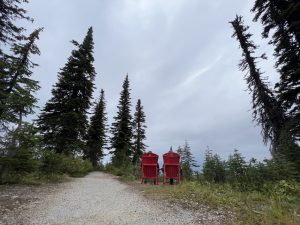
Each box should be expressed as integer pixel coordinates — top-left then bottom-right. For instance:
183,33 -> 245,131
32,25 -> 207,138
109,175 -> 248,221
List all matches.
230,15 -> 285,155
85,89 -> 108,167
0,28 -> 42,132
132,99 -> 147,165
1,150 -> 93,184
202,147 -> 226,183
144,181 -> 300,225
0,172 -> 64,185
202,149 -> 299,191
252,0 -> 300,128
252,0 -> 300,168
104,162 -> 138,181
231,2 -> 300,167
41,152 -> 93,177
0,123 -> 42,183
110,75 -> 133,168
38,27 -> 96,155
226,149 -> 247,188
0,0 -> 31,46
0,149 -> 40,178
179,140 -> 198,180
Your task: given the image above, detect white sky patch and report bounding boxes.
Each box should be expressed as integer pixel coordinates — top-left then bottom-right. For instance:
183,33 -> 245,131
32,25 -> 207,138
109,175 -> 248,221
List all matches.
180,54 -> 224,89
122,0 -> 185,27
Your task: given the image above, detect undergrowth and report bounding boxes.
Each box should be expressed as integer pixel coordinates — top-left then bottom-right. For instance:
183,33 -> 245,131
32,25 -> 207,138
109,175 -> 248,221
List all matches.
143,180 -> 300,225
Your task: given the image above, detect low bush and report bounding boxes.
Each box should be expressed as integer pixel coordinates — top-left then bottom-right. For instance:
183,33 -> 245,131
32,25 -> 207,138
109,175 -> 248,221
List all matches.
202,149 -> 299,191
104,163 -> 141,181
143,180 -> 300,225
0,149 -> 40,184
41,152 -> 93,177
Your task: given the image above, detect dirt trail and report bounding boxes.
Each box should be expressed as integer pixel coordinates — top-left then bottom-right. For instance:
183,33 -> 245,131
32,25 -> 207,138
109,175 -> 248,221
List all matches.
0,172 -> 225,225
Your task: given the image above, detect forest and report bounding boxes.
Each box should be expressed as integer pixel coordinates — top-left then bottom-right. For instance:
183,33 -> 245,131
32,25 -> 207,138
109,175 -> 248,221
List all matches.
0,1 -> 299,224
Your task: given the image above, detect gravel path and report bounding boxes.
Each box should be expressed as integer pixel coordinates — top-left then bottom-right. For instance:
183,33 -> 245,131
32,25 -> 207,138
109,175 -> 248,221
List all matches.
1,172 -> 225,225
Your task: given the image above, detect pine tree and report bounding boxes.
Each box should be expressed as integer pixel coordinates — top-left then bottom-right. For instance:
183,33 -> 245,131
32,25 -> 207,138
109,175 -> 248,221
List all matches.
202,147 -> 226,183
85,89 -> 107,167
0,29 -> 42,128
230,16 -> 286,156
38,27 -> 96,155
176,146 -> 183,159
252,0 -> 300,143
226,149 -> 247,185
0,0 -> 31,48
180,140 -> 198,180
0,0 -> 41,132
132,99 -> 147,165
110,75 -> 133,168
0,28 -> 42,178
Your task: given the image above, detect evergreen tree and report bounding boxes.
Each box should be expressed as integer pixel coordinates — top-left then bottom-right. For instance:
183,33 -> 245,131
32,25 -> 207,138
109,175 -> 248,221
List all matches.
252,0 -> 300,143
226,149 -> 247,185
176,146 -> 183,159
0,122 -> 41,182
230,16 -> 286,156
0,28 -> 42,178
0,0 -> 31,48
38,27 -> 96,155
132,99 -> 147,165
0,0 -> 42,132
202,147 -> 226,183
110,75 -> 133,168
180,140 -> 198,180
0,29 -> 42,130
0,0 -> 42,179
85,89 -> 107,167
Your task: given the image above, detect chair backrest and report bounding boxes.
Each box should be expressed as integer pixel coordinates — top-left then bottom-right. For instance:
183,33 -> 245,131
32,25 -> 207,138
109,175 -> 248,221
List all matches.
164,165 -> 180,177
163,150 -> 180,165
141,152 -> 158,165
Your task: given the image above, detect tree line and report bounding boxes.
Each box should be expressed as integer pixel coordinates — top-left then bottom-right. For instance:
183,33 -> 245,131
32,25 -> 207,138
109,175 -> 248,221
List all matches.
0,0 -> 147,183
0,0 -> 299,183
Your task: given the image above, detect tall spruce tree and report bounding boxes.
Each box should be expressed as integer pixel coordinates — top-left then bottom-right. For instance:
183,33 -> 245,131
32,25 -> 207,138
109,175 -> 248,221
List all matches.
85,89 -> 107,167
180,140 -> 198,180
252,0 -> 300,143
0,31 -> 42,178
0,0 -> 41,132
230,16 -> 286,156
1,29 -> 42,131
132,99 -> 147,165
38,27 -> 95,155
0,0 -> 42,179
110,75 -> 133,167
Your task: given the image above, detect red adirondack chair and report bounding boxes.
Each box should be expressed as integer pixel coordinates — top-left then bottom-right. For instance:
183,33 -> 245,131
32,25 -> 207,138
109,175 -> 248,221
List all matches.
163,149 -> 181,184
141,151 -> 159,185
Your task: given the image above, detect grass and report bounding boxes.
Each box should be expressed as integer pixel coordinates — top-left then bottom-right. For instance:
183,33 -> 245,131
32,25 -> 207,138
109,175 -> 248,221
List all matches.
141,180 -> 300,225
0,172 -> 66,185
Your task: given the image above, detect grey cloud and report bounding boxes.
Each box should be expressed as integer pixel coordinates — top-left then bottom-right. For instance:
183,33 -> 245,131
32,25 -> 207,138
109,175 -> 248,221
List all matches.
25,0 -> 274,164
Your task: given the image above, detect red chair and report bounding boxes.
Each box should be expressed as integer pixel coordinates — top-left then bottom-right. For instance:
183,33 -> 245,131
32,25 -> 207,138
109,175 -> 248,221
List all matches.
163,150 -> 181,184
141,152 -> 159,185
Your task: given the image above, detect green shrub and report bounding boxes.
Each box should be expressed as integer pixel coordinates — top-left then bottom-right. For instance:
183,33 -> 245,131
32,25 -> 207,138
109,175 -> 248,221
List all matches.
63,156 -> 93,177
202,148 -> 226,183
11,149 -> 40,173
40,152 -> 93,177
104,162 -> 139,180
0,149 -> 40,184
40,152 -> 65,174
201,149 -> 299,192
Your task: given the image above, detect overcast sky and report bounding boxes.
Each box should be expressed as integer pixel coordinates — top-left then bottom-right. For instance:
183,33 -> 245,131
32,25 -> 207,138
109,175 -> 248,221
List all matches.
24,0 -> 280,164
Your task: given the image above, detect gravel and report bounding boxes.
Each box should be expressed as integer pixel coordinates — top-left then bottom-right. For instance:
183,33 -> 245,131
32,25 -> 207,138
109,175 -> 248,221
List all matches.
1,172 -> 226,225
